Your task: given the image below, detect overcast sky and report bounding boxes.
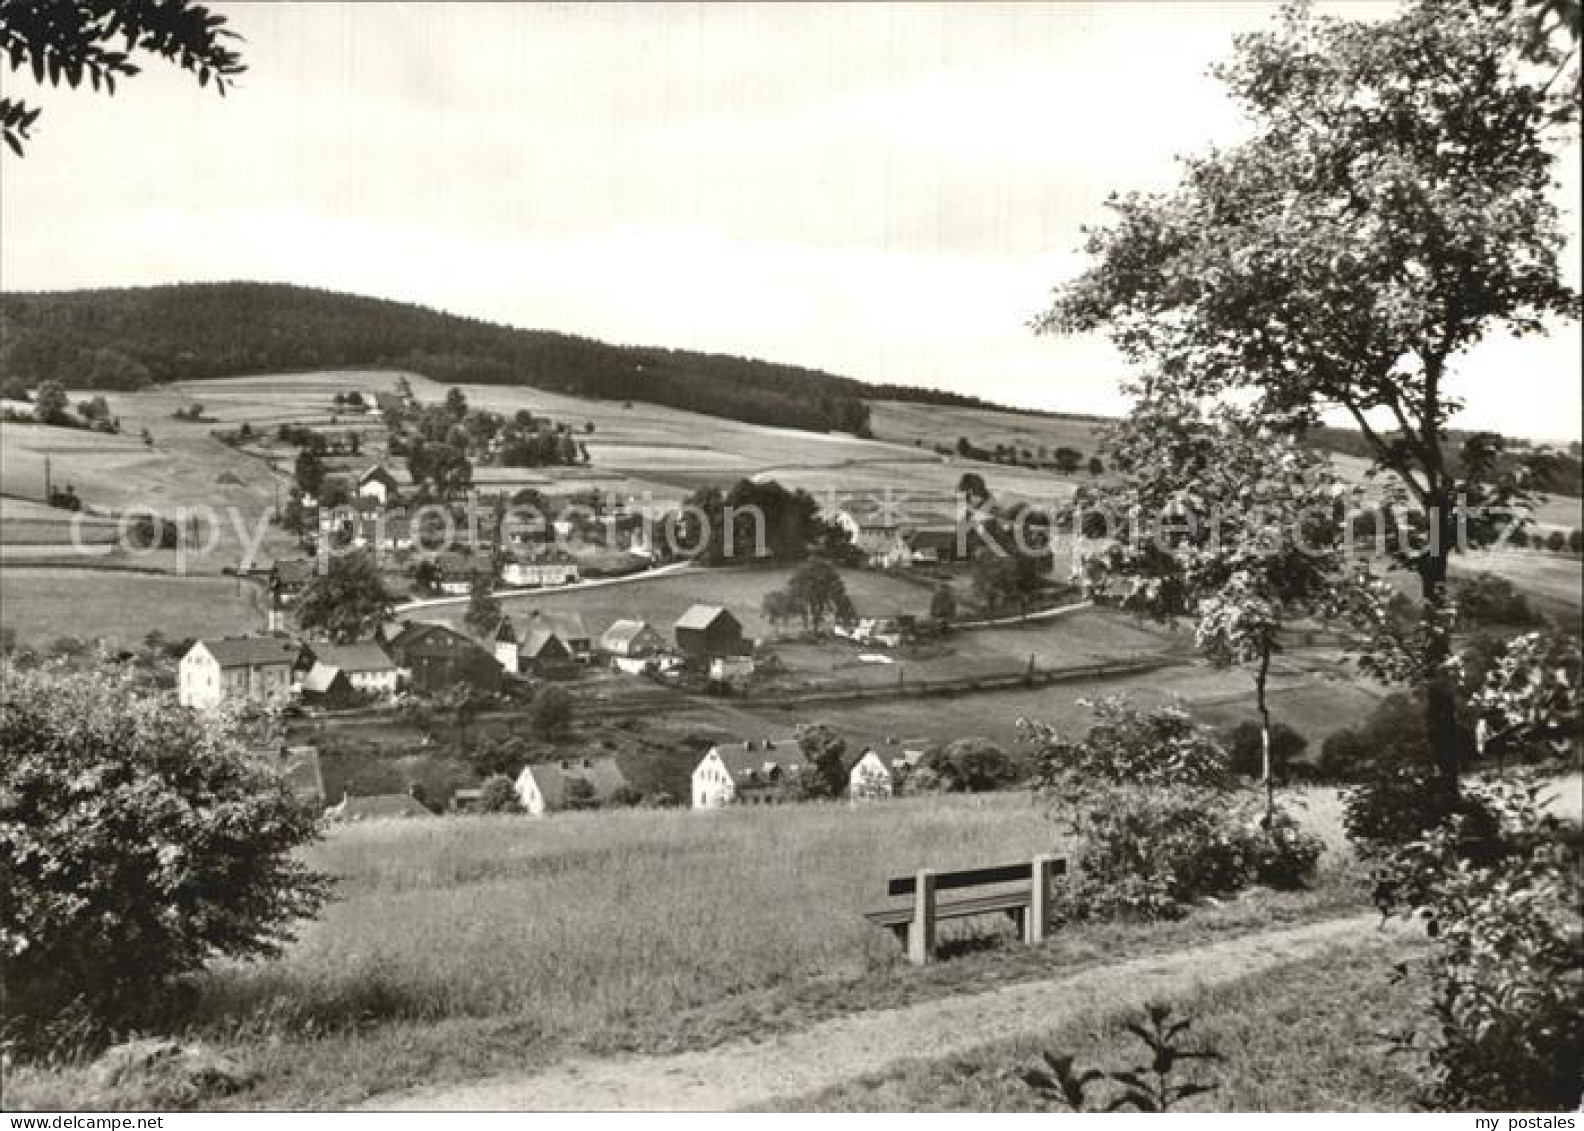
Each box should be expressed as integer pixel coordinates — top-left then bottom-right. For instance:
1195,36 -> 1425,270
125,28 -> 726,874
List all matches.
1,1 -> 1578,438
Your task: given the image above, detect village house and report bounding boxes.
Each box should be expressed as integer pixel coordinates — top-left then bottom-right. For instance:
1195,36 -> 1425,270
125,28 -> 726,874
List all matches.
515,757 -> 632,815
269,558 -> 317,605
434,551 -> 495,596
178,635 -> 302,709
325,791 -> 434,822
499,555 -> 580,589
297,662 -> 352,703
598,618 -> 667,673
835,616 -> 911,648
301,640 -> 401,698
518,627 -> 577,678
674,603 -> 747,661
356,464 -> 401,505
691,737 -> 804,809
492,618 -> 520,675
906,527 -> 961,565
381,620 -> 501,694
844,747 -> 897,800
524,610 -> 592,662
832,512 -> 914,569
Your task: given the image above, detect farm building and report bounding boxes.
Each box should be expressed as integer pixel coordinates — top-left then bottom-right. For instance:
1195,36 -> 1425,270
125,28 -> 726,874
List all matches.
906,527 -> 961,564
357,465 -> 401,504
500,556 -> 580,588
599,619 -> 666,671
709,654 -> 756,685
832,512 -> 914,569
269,557 -> 317,603
674,604 -> 747,660
691,737 -> 804,809
325,792 -> 434,822
518,627 -> 576,678
382,620 -> 501,693
298,662 -> 353,703
525,610 -> 592,661
515,757 -> 632,815
301,640 -> 401,697
844,748 -> 896,800
178,636 -> 301,710
434,552 -> 495,596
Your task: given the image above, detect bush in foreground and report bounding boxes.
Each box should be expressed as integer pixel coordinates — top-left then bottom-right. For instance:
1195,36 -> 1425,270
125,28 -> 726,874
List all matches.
0,661 -> 327,1050
1027,698 -> 1322,920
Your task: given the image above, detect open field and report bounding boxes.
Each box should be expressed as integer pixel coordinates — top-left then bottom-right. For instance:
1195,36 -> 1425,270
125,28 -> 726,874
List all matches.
428,564 -> 936,639
1454,547 -> 1583,621
675,649 -> 1385,751
0,567 -> 266,646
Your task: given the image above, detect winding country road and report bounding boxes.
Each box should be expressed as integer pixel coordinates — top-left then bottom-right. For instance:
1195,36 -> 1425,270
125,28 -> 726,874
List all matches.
366,913 -> 1407,1112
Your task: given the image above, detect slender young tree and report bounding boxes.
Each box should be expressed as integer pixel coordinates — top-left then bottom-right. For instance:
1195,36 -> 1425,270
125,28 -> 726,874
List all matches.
1043,0 -> 1580,797
1082,399 -> 1356,817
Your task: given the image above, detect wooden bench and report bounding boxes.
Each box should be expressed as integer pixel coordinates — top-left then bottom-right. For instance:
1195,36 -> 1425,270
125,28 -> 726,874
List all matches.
864,854 -> 1068,965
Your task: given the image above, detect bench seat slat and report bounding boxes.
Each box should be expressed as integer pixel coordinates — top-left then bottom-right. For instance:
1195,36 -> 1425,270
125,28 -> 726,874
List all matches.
886,857 -> 1065,896
864,889 -> 1031,927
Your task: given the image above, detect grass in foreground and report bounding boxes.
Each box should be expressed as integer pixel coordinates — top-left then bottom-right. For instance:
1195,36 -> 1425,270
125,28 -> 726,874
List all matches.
778,937 -> 1427,1112
3,788 -> 1366,1110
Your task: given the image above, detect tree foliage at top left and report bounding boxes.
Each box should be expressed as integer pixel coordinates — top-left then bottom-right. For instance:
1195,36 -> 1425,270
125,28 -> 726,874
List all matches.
0,0 -> 244,156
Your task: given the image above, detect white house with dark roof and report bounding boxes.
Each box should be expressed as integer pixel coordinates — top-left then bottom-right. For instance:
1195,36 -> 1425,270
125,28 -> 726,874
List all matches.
356,465 -> 401,505
525,610 -> 592,662
179,636 -> 301,709
691,737 -> 804,809
515,756 -> 632,815
845,747 -> 896,800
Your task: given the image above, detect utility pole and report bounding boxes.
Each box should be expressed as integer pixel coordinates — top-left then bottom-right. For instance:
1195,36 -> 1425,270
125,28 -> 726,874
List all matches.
43,453 -> 51,501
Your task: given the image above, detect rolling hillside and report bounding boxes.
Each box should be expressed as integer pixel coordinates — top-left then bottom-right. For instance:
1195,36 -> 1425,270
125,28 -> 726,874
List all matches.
0,283 -> 1001,437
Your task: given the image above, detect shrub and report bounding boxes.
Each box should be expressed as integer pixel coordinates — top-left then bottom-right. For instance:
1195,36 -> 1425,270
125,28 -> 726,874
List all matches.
1342,764 -> 1500,856
0,662 -> 327,1046
1375,773 -> 1583,1110
1022,1004 -> 1221,1112
1048,783 -> 1321,921
477,774 -> 520,813
1222,720 -> 1308,781
1025,697 -> 1232,790
924,736 -> 1021,793
1452,571 -> 1538,628
1314,692 -> 1476,783
532,685 -> 573,740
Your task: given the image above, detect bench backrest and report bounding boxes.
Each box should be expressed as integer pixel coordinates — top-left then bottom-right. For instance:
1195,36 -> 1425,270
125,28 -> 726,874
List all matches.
887,857 -> 1067,897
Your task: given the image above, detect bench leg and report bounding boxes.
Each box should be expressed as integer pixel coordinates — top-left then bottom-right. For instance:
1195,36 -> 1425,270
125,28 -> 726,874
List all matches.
1030,854 -> 1055,944
907,869 -> 936,965
1008,906 -> 1027,942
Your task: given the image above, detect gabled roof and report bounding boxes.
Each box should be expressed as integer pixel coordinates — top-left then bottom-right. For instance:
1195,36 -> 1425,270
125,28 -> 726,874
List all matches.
358,465 -> 400,487
494,618 -> 518,643
271,558 -> 317,587
907,527 -> 960,553
299,661 -> 351,695
710,738 -> 804,782
520,757 -> 630,809
600,618 -> 662,652
194,636 -> 300,669
326,793 -> 433,821
520,628 -> 572,661
385,619 -> 482,656
308,641 -> 396,673
844,747 -> 894,774
675,604 -> 738,632
527,610 -> 590,641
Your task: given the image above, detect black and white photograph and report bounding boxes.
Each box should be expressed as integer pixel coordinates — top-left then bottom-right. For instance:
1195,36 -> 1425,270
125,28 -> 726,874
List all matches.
1,0 -> 1580,1116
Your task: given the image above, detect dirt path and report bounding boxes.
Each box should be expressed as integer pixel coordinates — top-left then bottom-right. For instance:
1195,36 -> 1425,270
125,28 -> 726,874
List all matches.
367,913 -> 1404,1112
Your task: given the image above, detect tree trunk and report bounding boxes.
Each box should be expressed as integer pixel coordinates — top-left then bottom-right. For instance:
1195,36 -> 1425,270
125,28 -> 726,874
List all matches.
1255,645 -> 1274,825
1419,500 -> 1461,800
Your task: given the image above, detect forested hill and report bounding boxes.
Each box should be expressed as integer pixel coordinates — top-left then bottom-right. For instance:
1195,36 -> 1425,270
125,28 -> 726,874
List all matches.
0,282 -> 1000,434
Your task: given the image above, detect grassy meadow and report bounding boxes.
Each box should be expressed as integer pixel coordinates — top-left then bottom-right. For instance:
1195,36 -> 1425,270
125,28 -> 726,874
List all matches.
0,568 -> 267,647
4,786 -> 1368,1110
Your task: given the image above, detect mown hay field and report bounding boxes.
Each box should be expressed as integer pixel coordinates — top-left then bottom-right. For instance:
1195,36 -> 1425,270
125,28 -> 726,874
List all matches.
0,568 -> 265,646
